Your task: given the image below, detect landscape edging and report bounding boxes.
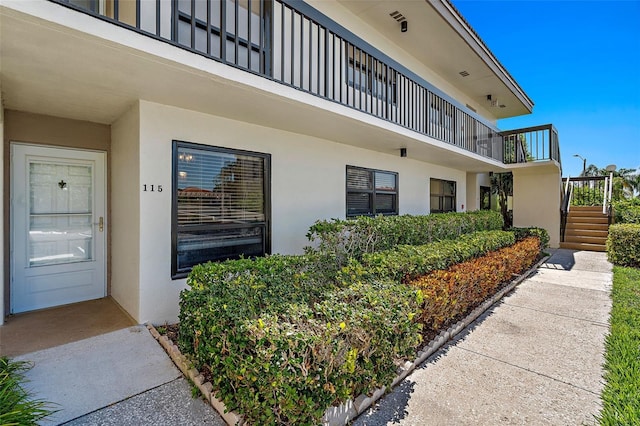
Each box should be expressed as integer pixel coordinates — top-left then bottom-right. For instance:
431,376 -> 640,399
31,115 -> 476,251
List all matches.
147,253 -> 549,426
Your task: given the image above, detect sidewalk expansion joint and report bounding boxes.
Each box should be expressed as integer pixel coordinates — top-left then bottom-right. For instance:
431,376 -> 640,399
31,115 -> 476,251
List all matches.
457,347 -> 600,396
502,302 -> 610,327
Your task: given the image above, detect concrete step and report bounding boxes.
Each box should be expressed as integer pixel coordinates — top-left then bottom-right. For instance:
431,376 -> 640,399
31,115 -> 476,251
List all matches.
559,242 -> 607,252
563,235 -> 608,245
564,229 -> 609,238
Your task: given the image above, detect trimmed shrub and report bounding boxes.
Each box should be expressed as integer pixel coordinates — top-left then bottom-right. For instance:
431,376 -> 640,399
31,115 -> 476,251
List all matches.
613,199 -> 640,224
509,226 -> 550,250
179,256 -> 422,425
305,211 -> 504,267
606,224 -> 640,267
409,237 -> 541,331
361,230 -> 515,282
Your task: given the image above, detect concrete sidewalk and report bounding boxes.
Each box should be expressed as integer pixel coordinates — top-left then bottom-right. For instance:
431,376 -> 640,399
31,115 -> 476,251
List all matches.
15,325 -> 225,425
14,249 -> 611,425
354,249 -> 612,425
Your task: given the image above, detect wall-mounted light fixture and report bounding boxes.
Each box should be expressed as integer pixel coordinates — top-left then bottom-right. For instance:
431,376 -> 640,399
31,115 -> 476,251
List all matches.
486,94 -> 498,108
400,148 -> 407,157
401,20 -> 408,32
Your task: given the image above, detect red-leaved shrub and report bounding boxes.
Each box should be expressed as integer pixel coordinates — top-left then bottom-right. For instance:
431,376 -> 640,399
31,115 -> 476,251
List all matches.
409,237 -> 540,331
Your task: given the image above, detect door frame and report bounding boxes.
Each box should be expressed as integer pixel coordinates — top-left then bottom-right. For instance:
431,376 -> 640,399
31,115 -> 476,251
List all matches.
9,142 -> 107,314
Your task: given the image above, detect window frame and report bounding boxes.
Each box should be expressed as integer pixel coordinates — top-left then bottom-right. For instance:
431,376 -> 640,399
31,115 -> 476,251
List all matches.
171,140 -> 271,279
346,165 -> 399,217
430,178 -> 457,213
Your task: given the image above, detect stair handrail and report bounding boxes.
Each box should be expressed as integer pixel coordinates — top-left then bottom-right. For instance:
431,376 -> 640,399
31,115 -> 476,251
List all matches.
560,176 -> 573,242
603,176 -> 608,215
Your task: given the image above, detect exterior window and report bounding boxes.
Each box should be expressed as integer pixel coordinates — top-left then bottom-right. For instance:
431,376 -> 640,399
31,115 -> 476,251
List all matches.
346,166 -> 398,217
172,141 -> 270,278
480,186 -> 491,210
430,178 -> 456,213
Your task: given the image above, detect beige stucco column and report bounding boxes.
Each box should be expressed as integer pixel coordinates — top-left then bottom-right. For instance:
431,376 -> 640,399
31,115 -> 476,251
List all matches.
510,161 -> 562,248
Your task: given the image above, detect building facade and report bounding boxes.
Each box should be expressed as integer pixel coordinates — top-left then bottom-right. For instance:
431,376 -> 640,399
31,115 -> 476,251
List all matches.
0,0 -> 562,325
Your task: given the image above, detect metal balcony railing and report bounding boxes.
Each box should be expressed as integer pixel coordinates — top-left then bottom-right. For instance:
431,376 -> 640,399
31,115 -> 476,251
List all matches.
51,0 -> 547,165
501,124 -> 561,165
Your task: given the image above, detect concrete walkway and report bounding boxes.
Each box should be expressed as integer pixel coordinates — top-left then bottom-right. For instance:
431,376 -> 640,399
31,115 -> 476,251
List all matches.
354,249 -> 612,425
15,325 -> 225,425
13,249 -> 611,425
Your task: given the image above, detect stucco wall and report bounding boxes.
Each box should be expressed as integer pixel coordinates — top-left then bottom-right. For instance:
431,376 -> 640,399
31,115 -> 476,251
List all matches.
134,100 -> 467,324
110,103 -> 141,321
512,164 -> 562,248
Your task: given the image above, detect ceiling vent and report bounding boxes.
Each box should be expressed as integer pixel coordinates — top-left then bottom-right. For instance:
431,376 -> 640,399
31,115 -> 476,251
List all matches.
459,70 -> 470,77
389,11 -> 406,22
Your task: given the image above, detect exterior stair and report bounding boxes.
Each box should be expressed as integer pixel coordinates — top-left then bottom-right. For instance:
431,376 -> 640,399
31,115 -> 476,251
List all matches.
560,206 -> 609,252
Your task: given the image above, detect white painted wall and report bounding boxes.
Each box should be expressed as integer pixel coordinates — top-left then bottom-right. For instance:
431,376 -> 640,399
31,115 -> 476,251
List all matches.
512,163 -> 562,248
134,100 -> 466,324
110,103 -> 141,320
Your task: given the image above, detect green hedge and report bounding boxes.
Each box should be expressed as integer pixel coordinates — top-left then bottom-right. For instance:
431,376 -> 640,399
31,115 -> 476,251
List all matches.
361,230 -> 515,282
178,256 -> 422,425
509,226 -> 550,250
606,224 -> 640,267
305,211 -> 504,266
177,221 -> 547,424
613,199 -> 640,224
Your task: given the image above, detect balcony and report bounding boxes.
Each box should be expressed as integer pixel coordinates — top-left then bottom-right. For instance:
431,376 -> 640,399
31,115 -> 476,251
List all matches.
502,124 -> 561,165
45,0 -> 512,161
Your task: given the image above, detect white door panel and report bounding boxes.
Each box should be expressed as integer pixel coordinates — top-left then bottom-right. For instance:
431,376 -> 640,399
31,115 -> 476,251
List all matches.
11,144 -> 106,313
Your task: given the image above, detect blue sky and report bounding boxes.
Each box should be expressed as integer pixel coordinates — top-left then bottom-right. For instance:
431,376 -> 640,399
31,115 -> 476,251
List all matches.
451,0 -> 640,178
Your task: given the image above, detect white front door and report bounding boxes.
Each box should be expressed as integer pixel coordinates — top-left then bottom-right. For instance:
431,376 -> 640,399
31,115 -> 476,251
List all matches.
11,144 -> 106,314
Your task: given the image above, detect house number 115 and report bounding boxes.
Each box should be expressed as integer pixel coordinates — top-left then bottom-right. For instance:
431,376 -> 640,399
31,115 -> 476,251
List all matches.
142,184 -> 163,192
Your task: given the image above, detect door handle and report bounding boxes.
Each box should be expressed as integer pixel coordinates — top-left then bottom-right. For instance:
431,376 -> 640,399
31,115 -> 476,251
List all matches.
99,216 -> 104,232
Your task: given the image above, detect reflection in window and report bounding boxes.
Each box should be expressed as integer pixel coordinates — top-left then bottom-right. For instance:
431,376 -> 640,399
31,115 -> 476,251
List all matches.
172,141 -> 270,277
346,166 -> 398,217
430,178 -> 456,213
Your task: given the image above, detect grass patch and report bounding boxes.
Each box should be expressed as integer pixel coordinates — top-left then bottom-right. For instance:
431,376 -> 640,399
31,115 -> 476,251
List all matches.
0,357 -> 56,425
599,266 -> 640,425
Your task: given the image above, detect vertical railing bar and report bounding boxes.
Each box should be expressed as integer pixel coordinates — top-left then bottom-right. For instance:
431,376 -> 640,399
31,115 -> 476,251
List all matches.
136,0 -> 141,28
340,39 -> 344,104
220,0 -> 226,61
259,0 -> 263,72
317,25 -> 321,94
156,0 -> 161,36
235,0 -> 239,66
358,48 -> 363,110
308,18 -> 312,92
325,30 -> 331,98
290,8 -> 294,85
190,0 -> 195,48
299,12 -> 303,88
114,0 -> 119,21
247,0 -> 252,70
205,0 -> 211,54
280,2 -> 284,81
